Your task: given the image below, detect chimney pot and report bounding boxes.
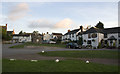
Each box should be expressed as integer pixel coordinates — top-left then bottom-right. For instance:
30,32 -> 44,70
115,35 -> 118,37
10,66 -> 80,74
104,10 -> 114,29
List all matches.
68,30 -> 70,32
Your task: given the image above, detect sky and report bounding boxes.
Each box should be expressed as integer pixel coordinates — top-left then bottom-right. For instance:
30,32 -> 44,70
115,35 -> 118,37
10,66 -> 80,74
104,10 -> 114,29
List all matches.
0,2 -> 118,34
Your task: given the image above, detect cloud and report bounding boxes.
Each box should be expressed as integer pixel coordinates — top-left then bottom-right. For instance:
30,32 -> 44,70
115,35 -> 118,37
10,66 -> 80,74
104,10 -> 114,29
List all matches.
8,3 -> 30,21
55,18 -> 73,28
28,18 -> 73,29
28,19 -> 55,28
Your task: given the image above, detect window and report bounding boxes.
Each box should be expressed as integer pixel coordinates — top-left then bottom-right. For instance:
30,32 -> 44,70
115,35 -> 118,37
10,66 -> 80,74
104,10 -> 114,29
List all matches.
105,40 -> 108,44
88,34 -> 91,38
92,33 -> 97,38
72,34 -> 74,37
69,35 -> 71,38
119,33 -> 120,38
104,34 -> 107,38
87,40 -> 91,44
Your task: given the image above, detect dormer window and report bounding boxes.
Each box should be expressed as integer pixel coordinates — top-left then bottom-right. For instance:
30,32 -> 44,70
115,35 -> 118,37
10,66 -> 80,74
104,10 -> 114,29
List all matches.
88,34 -> 91,38
104,33 -> 107,38
92,33 -> 97,38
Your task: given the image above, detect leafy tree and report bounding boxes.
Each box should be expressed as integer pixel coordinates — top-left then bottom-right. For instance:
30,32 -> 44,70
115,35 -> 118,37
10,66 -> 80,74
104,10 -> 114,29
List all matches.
95,21 -> 104,29
1,28 -> 12,41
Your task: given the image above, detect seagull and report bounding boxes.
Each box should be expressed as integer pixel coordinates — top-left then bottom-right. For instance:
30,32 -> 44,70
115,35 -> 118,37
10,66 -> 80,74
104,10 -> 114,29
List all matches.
86,60 -> 89,63
31,60 -> 38,62
42,50 -> 44,53
9,59 -> 16,61
55,59 -> 59,62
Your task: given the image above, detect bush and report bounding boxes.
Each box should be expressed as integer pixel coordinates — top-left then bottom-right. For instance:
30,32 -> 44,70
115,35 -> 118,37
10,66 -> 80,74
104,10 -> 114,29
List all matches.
97,42 -> 102,49
86,45 -> 92,49
113,42 -> 116,48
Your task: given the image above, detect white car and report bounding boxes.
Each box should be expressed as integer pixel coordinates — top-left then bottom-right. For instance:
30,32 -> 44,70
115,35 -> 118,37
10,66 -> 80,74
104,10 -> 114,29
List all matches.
49,41 -> 56,44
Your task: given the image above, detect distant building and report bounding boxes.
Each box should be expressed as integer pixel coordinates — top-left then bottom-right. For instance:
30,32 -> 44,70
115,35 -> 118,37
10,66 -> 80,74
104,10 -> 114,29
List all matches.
43,32 -> 52,41
31,32 -> 43,44
62,26 -> 84,41
51,33 -> 62,40
12,34 -> 32,43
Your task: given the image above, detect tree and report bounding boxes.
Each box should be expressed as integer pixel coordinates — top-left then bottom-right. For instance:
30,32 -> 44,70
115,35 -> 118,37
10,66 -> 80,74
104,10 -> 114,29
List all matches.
1,28 -> 12,41
95,21 -> 104,29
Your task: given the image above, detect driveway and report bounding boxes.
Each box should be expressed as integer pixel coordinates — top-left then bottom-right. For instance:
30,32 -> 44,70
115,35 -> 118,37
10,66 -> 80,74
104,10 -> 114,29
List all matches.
2,43 -> 119,65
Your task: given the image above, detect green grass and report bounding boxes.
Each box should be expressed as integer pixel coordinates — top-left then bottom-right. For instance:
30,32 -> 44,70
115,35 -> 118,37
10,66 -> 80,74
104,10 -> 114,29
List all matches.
2,59 -> 118,72
39,50 -> 119,59
10,42 -> 66,48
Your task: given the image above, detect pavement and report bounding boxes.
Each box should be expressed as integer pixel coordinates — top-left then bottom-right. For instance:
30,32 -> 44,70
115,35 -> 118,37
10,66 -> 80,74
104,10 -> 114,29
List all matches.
2,43 -> 119,65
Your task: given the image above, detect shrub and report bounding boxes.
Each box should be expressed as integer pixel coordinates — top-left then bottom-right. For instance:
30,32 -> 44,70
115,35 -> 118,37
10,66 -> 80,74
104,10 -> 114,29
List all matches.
112,42 -> 116,48
97,42 -> 102,49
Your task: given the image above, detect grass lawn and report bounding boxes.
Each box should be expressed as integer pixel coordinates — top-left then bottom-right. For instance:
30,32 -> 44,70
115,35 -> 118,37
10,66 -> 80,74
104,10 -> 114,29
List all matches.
39,50 -> 119,59
2,59 -> 118,72
10,42 -> 66,48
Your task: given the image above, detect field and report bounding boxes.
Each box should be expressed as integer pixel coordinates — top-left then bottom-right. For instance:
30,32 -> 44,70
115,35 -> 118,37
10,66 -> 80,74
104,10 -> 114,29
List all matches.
39,50 -> 119,59
2,59 -> 118,72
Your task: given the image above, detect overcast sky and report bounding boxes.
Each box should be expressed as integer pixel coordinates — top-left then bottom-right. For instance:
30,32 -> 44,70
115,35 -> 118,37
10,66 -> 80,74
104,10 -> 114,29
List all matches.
1,2 -> 118,34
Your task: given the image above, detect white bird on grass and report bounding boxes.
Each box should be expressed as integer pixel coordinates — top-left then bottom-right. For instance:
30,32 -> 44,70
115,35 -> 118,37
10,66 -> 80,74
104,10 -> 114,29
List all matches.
55,59 -> 59,63
86,60 -> 89,63
9,59 -> 16,61
31,60 -> 38,62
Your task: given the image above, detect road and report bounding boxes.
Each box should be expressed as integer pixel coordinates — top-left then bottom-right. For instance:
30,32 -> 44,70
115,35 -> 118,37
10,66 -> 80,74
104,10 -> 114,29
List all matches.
2,43 -> 119,65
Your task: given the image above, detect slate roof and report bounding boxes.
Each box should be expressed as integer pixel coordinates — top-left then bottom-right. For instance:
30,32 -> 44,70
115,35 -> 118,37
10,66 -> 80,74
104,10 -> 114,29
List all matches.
13,34 -> 31,37
52,33 -> 62,35
103,27 -> 120,34
83,27 -> 103,34
64,29 -> 80,35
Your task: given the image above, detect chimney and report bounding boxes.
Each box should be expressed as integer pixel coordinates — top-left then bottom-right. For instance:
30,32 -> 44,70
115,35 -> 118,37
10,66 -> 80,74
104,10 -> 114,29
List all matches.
68,29 -> 70,32
6,24 -> 7,30
12,29 -> 15,34
80,26 -> 83,32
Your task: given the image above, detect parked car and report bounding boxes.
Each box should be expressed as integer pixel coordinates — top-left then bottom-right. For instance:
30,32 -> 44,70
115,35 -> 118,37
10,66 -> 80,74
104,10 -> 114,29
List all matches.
66,43 -> 81,49
49,41 -> 56,44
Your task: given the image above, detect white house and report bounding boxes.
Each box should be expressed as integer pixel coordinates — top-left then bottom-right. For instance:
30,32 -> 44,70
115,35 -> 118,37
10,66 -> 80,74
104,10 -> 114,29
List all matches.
82,27 -> 104,48
51,33 -> 62,40
62,26 -> 84,41
12,34 -> 32,43
81,27 -> 120,48
103,27 -> 120,47
43,32 -> 52,41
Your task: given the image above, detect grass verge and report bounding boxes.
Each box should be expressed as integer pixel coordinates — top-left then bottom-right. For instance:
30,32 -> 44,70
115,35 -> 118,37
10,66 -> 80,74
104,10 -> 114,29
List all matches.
39,50 -> 119,59
10,42 -> 66,48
